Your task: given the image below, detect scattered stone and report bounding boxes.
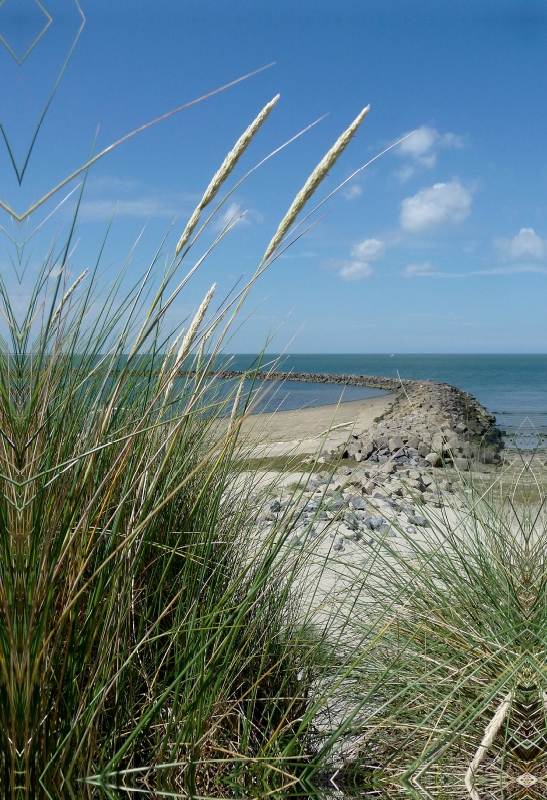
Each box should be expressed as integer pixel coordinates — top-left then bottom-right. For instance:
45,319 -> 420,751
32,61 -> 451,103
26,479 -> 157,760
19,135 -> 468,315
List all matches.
328,496 -> 345,511
425,452 -> 442,467
269,500 -> 281,513
365,517 -> 387,531
349,495 -> 367,510
407,514 -> 428,527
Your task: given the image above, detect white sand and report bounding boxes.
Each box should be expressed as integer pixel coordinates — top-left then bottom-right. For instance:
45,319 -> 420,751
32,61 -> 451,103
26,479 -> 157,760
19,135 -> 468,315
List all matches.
239,393 -> 395,458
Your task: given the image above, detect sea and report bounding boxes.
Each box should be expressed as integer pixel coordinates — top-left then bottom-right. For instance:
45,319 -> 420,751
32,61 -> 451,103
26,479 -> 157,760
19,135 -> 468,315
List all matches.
220,354 -> 547,447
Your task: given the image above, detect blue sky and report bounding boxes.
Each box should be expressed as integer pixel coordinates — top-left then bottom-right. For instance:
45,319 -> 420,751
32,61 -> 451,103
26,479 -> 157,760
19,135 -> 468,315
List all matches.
2,0 -> 547,352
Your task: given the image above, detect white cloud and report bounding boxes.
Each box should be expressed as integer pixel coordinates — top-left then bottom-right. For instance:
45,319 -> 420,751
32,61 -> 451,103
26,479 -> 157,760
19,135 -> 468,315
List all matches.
213,202 -> 264,231
404,261 -> 434,277
214,202 -> 250,231
403,262 -> 466,279
495,227 -> 546,262
342,183 -> 362,200
395,126 -> 467,182
323,237 -> 385,281
400,180 -> 472,231
394,164 -> 416,183
351,238 -> 386,260
323,257 -> 375,282
339,261 -> 374,281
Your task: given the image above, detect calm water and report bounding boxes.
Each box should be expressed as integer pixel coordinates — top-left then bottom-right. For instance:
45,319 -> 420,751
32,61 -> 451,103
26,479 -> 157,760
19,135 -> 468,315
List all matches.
222,354 -> 547,439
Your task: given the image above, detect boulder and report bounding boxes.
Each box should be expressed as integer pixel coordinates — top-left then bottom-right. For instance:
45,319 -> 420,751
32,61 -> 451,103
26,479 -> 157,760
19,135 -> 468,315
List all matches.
349,495 -> 367,510
407,514 -> 429,527
425,452 -> 442,467
452,457 -> 469,471
443,437 -> 461,453
388,435 -> 404,452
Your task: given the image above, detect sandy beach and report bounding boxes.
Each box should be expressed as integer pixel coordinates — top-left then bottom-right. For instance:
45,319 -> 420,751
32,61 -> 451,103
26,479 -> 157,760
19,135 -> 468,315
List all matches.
239,393 -> 395,458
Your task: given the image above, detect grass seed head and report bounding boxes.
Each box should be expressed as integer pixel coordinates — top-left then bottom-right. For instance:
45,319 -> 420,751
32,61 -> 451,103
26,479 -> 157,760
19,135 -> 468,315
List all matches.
175,95 -> 280,255
262,104 -> 370,262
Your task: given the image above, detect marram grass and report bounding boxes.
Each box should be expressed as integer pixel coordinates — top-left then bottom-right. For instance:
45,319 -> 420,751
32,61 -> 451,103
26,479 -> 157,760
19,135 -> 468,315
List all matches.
327,464 -> 547,800
1,91 -> 540,800
0,103 -> 370,799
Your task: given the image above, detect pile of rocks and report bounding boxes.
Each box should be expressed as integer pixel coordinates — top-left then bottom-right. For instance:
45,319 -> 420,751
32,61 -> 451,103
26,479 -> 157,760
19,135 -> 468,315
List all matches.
255,464 -> 461,557
333,380 -> 503,471
214,369 -> 503,471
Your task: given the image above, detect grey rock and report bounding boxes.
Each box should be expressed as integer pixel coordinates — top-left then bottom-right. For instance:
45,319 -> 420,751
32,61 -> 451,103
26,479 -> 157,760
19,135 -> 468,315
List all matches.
269,500 -> 281,513
452,457 -> 469,471
425,452 -> 442,467
365,516 -> 387,531
344,513 -> 360,530
388,436 -> 404,452
333,537 -> 345,552
406,525 -> 417,535
385,498 -> 401,510
328,497 -> 345,511
349,495 -> 367,510
407,514 -> 428,527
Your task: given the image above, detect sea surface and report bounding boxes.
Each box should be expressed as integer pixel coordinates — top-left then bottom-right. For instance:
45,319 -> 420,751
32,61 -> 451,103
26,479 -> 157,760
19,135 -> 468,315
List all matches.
222,354 -> 547,444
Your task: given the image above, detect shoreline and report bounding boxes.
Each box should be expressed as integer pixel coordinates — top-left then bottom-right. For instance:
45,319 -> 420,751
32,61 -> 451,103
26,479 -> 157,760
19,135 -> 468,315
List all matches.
239,394 -> 395,457
215,370 -> 504,465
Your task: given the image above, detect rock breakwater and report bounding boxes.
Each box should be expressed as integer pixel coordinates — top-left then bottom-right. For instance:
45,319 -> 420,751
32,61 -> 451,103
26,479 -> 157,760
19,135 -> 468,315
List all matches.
215,370 -> 503,471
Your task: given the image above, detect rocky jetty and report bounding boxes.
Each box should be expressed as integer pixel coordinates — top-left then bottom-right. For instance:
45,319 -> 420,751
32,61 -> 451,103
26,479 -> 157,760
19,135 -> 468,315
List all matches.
216,370 -> 503,471
332,379 -> 503,471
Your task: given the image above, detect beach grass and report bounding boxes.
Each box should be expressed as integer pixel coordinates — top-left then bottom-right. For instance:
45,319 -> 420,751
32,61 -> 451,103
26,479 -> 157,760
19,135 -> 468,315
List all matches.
1,84 -> 542,800
323,464 -> 547,800
0,101 -> 372,798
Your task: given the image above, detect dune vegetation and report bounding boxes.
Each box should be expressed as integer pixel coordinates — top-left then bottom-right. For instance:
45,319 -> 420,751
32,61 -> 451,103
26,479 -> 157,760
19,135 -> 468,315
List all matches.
0,97 -> 374,798
0,85 -> 541,800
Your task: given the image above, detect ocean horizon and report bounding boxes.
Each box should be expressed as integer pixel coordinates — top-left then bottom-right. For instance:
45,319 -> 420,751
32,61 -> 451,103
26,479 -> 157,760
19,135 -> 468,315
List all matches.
221,354 -> 547,441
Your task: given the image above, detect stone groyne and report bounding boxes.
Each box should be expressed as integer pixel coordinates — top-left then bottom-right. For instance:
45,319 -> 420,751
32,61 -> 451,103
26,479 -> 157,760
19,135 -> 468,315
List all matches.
214,370 -> 504,469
